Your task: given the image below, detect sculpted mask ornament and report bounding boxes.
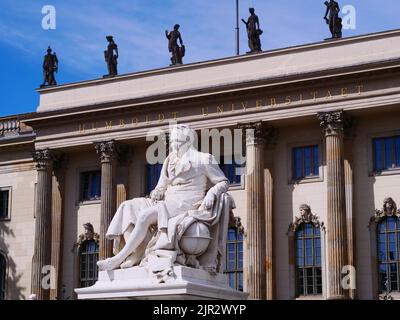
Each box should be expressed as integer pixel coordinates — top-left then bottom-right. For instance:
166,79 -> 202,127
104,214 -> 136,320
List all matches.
76,223 -> 99,247
371,198 -> 400,224
289,204 -> 325,233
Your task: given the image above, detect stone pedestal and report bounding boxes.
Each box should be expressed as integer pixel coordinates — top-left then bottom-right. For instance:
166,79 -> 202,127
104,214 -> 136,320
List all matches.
75,266 -> 248,300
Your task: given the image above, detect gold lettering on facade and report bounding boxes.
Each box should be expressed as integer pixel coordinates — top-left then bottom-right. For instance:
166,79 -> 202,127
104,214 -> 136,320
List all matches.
231,103 -> 235,112
105,121 -> 112,130
91,123 -> 97,131
172,112 -> 178,120
256,100 -> 263,109
285,96 -> 292,105
158,113 -> 165,122
311,91 -> 318,101
78,123 -> 85,133
270,98 -> 277,107
241,101 -> 248,110
145,115 -> 150,124
356,84 -> 364,95
217,105 -> 224,113
202,107 -> 209,116
325,90 -> 333,99
299,93 -> 303,103
341,87 -> 348,97
132,118 -> 138,126
120,119 -> 125,127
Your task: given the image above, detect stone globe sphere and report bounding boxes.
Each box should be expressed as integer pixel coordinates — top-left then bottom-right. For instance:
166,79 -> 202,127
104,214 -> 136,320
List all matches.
179,222 -> 212,256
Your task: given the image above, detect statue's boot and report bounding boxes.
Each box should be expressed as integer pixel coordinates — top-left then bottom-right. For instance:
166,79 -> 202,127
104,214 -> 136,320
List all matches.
97,256 -> 124,271
153,232 -> 174,250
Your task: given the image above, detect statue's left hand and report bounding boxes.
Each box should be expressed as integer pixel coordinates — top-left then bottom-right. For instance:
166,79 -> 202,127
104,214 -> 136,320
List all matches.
200,192 -> 216,211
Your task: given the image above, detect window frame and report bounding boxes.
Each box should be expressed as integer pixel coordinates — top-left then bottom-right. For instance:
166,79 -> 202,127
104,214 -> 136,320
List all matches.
78,239 -> 99,288
368,131 -> 400,177
224,226 -> 244,292
0,187 -> 12,221
219,156 -> 245,190
372,135 -> 400,173
376,216 -> 400,294
78,169 -> 102,204
288,140 -> 324,185
294,223 -> 323,297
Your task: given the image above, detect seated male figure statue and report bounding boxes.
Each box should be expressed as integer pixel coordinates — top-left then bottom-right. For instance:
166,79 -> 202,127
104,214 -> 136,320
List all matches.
97,124 -> 229,271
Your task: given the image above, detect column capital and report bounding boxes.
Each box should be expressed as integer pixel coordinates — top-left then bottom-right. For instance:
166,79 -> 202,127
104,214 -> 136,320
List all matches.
318,110 -> 351,136
32,149 -> 54,170
238,122 -> 278,147
94,140 -> 118,163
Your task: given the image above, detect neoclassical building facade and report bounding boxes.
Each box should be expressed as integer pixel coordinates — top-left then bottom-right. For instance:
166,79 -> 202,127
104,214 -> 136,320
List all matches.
1,29 -> 400,300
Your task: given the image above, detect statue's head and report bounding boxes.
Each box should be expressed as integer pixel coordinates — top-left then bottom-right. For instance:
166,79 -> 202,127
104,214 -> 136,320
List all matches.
249,8 -> 255,14
170,124 -> 195,153
106,35 -> 114,42
174,24 -> 180,31
383,198 -> 397,215
47,46 -> 52,54
83,222 -> 95,240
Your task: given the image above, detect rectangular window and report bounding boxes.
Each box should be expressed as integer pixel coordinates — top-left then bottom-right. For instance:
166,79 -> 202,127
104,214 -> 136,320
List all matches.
146,163 -> 163,195
373,136 -> 400,172
219,158 -> 242,186
80,171 -> 101,202
292,145 -> 319,180
0,188 -> 11,220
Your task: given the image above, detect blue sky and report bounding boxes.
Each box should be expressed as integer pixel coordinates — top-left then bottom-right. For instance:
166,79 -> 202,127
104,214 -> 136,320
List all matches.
0,0 -> 398,117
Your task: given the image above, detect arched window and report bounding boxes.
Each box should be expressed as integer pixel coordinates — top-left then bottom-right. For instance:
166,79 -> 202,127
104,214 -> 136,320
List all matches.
295,222 -> 322,296
0,253 -> 6,300
225,224 -> 244,291
377,216 -> 400,293
79,239 -> 99,288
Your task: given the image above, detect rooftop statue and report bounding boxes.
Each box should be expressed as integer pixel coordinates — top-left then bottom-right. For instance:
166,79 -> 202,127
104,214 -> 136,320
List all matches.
242,8 -> 263,53
97,124 -> 235,275
324,0 -> 343,39
104,35 -> 118,77
41,46 -> 58,88
165,24 -> 185,66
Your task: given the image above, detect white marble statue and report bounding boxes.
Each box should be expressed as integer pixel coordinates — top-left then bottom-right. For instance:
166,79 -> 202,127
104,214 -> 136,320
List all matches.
97,124 -> 233,273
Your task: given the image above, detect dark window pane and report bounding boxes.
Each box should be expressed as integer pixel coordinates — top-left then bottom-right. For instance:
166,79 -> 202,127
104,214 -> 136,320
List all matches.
224,227 -> 243,290
79,240 -> 99,288
384,138 -> 393,169
304,147 -> 312,176
396,137 -> 400,167
313,146 -> 319,176
374,139 -> 383,171
0,190 -> 9,219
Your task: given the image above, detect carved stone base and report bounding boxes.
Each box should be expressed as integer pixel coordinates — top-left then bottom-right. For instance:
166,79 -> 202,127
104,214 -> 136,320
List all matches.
75,266 -> 248,300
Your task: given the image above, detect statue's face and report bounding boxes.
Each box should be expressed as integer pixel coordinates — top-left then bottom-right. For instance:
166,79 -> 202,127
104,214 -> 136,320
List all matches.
170,126 -> 193,153
84,228 -> 93,240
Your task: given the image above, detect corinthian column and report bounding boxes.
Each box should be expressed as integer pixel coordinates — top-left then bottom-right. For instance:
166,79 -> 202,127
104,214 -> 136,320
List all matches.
31,149 -> 54,300
318,110 -> 349,300
239,122 -> 266,300
94,140 -> 118,260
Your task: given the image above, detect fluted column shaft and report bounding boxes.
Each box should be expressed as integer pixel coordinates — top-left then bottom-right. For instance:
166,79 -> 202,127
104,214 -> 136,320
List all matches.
318,111 -> 348,300
240,122 -> 266,300
95,141 -> 117,260
50,155 -> 67,300
32,149 -> 54,300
